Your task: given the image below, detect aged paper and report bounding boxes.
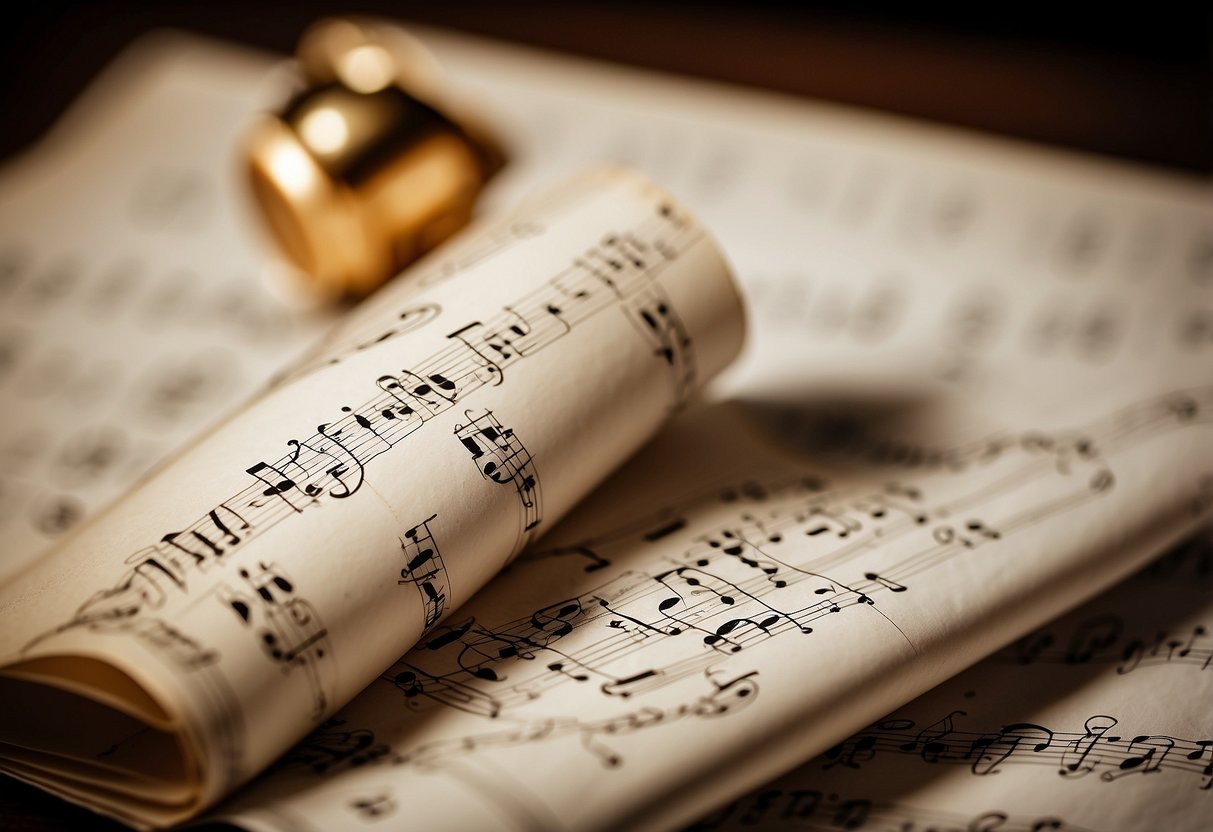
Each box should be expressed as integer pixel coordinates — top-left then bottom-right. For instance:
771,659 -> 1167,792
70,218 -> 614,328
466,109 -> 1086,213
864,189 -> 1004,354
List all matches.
0,155 -> 745,826
0,24 -> 1208,832
689,531 -> 1212,832
0,36 -> 338,582
213,388 -> 1211,832
205,25 -> 1211,832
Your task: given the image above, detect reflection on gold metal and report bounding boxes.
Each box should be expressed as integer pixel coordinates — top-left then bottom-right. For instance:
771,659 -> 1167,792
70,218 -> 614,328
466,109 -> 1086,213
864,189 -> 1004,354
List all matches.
246,18 -> 506,299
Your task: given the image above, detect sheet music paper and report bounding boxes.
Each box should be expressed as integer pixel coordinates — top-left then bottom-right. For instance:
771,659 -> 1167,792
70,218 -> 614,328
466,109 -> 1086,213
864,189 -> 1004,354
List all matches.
204,26 -> 1210,832
687,530 -> 1212,832
0,25 -> 1208,832
0,50 -> 746,823
211,388 -> 1211,832
0,36 -> 340,583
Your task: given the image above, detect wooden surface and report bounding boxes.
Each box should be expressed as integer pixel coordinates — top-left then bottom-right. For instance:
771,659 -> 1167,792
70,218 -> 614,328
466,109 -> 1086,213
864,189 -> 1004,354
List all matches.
1,3 -> 1209,829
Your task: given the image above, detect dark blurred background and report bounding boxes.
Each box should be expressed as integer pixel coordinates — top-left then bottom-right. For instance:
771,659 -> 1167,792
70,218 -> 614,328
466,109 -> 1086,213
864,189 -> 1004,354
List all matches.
0,2 -> 1209,829
2,1 -> 1211,172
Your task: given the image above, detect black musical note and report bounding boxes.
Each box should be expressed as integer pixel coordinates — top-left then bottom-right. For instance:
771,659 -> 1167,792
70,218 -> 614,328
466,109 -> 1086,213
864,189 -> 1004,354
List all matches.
518,544 -> 611,573
47,213 -> 702,640
397,514 -> 448,631
820,710 -> 1209,788
1064,615 -> 1122,664
388,669 -> 759,771
530,598 -> 586,640
625,285 -> 696,405
384,662 -> 503,719
159,503 -> 251,565
219,562 -> 332,719
688,790 -> 1083,832
277,718 -> 389,774
898,710 -> 965,763
245,459 -> 313,514
288,304 -> 442,380
1007,614 -> 1211,675
374,374 -> 423,422
1060,714 -> 1118,777
969,723 -> 1055,775
864,572 -> 908,593
643,517 -> 688,542
350,794 -> 395,820
1187,740 -> 1213,790
455,409 -> 542,556
1103,735 -> 1175,781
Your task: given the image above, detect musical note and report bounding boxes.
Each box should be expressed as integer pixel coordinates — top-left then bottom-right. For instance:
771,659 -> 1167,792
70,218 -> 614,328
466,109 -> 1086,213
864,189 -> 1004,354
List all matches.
530,599 -> 586,640
1187,740 -> 1213,790
625,286 -> 697,405
519,544 -> 611,573
863,572 -> 908,593
1005,616 -> 1212,675
397,514 -> 448,631
350,793 -> 395,820
277,718 -> 390,774
454,409 -> 543,556
643,517 -> 688,542
898,710 -> 965,763
1063,615 -> 1122,664
285,305 -> 443,380
219,562 -> 332,719
816,710 -> 1209,788
385,670 -> 760,771
34,198 -> 706,648
688,790 -> 1084,832
969,723 -> 1056,775
383,662 -> 504,719
1102,735 -> 1175,781
803,505 -> 862,539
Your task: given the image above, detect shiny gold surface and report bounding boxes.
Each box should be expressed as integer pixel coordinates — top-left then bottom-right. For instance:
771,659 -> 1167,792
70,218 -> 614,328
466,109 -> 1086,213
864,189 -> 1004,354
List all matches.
246,18 -> 505,299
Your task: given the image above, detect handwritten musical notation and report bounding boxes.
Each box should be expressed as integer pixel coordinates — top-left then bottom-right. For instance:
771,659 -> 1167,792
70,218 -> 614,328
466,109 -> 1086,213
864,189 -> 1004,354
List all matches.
397,515 -> 449,632
681,523 -> 1213,832
33,197 -> 704,678
276,718 -> 391,775
352,668 -> 760,772
1006,616 -> 1211,675
0,166 -> 749,829
370,393 -> 1201,724
823,711 -> 1212,789
1001,532 -> 1213,676
219,562 -> 334,719
4,31 -> 1213,832
623,280 -> 696,406
229,386 -> 1211,832
277,182 -> 594,385
456,410 -> 542,558
689,790 -> 1090,832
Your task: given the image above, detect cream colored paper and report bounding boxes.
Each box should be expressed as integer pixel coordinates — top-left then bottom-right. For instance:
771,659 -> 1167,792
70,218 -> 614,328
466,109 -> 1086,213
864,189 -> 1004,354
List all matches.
0,24 -> 1209,832
0,36 -> 338,583
211,387 -> 1211,832
207,25 -> 1209,832
688,530 -> 1213,832
0,152 -> 745,825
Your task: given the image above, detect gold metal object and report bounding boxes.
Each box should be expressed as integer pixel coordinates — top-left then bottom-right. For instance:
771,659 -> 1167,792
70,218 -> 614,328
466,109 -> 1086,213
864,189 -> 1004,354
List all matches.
246,18 -> 506,298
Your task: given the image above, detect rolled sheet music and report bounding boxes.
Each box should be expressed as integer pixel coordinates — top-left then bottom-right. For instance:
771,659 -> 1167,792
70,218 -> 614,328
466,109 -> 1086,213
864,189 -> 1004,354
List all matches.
0,167 -> 746,828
